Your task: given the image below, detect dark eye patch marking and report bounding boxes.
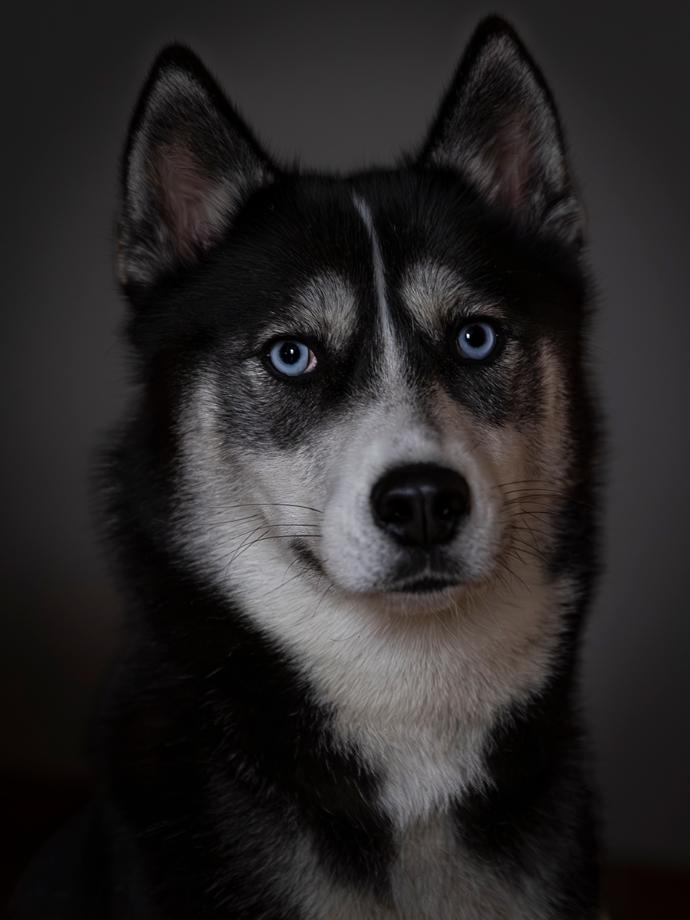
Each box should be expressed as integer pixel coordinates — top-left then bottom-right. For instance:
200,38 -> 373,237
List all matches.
387,257 -> 544,427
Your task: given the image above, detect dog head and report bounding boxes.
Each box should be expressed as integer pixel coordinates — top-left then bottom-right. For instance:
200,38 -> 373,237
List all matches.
116,18 -> 594,618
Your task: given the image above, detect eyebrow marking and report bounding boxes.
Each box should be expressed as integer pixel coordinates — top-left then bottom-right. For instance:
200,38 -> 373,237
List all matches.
352,193 -> 396,351
400,259 -> 505,338
251,271 -> 357,352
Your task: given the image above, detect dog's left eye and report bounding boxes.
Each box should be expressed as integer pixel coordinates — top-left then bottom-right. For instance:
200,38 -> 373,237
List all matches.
267,339 -> 317,377
456,320 -> 499,362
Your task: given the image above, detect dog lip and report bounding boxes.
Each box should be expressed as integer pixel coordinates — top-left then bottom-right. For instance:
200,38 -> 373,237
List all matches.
390,575 -> 461,595
290,539 -> 327,577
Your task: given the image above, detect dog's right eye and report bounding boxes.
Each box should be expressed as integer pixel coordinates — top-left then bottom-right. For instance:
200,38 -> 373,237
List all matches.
456,320 -> 500,363
266,339 -> 317,377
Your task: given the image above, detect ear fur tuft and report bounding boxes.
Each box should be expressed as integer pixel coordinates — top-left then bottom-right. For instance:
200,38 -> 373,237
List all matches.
419,18 -> 584,249
118,45 -> 274,289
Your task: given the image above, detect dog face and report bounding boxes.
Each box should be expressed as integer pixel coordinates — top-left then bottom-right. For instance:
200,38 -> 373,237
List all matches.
117,21 -> 592,616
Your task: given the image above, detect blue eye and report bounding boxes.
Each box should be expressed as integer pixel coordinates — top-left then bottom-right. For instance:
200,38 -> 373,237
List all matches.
268,339 -> 317,377
456,320 -> 499,362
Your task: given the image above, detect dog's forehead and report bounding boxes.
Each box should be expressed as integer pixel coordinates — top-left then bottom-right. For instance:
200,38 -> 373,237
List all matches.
275,177 -> 485,345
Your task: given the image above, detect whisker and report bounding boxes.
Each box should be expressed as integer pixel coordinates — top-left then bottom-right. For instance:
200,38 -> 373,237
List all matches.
223,526 -> 271,574
221,501 -> 324,515
256,563 -> 311,600
510,537 -> 549,565
225,531 -> 323,570
500,489 -> 564,498
493,479 -> 555,490
496,555 -> 532,593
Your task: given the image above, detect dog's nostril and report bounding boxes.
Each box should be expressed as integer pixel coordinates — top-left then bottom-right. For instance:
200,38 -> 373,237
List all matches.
385,496 -> 412,524
370,463 -> 471,548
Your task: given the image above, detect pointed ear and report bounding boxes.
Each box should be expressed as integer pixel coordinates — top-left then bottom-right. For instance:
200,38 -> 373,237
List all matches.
118,46 -> 274,289
419,18 -> 584,249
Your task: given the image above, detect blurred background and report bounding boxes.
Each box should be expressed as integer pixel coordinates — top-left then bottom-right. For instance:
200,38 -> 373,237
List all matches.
2,1 -> 689,914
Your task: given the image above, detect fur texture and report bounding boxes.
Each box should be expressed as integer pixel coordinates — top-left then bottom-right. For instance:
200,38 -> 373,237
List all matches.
10,16 -> 602,920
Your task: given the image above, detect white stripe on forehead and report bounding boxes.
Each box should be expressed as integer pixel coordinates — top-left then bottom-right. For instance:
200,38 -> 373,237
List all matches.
352,193 -> 397,354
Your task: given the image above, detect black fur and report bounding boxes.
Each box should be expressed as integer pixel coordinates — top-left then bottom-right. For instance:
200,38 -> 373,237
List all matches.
10,16 -> 602,919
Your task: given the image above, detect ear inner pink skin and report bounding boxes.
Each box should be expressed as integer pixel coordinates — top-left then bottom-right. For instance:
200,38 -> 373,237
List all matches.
152,143 -> 223,261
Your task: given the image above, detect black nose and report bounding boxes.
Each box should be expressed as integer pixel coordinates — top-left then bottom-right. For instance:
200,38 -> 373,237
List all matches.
370,464 -> 471,548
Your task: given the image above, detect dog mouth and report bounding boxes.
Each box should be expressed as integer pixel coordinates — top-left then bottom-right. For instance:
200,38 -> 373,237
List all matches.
389,575 -> 461,595
387,549 -> 466,595
292,538 -> 465,597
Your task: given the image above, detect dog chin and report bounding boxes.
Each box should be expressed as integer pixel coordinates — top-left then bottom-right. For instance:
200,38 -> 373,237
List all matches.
370,582 -> 468,616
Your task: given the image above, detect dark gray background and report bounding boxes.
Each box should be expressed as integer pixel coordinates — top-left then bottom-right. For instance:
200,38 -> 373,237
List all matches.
2,0 -> 689,868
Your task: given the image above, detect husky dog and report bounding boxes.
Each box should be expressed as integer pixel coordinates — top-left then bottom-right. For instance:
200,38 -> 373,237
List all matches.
11,15 -> 602,920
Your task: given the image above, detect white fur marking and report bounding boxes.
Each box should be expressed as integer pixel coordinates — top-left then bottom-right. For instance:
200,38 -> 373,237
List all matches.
176,375 -> 565,831
352,193 -> 398,370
